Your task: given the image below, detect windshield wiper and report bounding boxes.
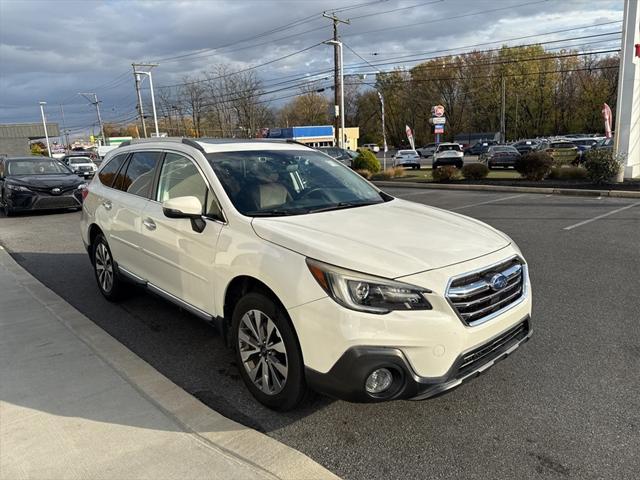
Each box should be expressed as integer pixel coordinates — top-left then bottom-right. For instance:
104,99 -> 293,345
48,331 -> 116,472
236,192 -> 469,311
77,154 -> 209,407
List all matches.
245,207 -> 310,217
307,201 -> 381,213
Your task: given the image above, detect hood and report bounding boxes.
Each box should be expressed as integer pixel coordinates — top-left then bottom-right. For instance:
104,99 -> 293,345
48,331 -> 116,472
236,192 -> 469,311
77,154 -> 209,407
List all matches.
251,198 -> 510,278
8,174 -> 84,188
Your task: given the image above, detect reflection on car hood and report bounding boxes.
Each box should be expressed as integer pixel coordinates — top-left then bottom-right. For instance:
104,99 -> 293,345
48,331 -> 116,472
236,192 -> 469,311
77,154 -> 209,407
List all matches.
252,198 -> 510,278
8,174 -> 83,188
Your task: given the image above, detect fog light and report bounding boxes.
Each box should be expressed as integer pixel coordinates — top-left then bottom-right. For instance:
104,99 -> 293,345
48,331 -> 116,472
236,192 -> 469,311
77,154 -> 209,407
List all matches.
365,368 -> 393,394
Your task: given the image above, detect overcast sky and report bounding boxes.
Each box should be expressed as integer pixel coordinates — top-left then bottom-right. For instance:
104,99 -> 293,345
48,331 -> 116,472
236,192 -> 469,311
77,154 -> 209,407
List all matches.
0,0 -> 624,137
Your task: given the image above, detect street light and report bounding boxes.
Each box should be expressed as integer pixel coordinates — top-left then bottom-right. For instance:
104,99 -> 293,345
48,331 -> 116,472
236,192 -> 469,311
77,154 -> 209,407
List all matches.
133,65 -> 160,138
325,40 -> 345,149
38,101 -> 51,157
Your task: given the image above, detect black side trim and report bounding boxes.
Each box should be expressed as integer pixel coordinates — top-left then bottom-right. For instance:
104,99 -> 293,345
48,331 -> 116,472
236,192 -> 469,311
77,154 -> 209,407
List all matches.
182,138 -> 205,152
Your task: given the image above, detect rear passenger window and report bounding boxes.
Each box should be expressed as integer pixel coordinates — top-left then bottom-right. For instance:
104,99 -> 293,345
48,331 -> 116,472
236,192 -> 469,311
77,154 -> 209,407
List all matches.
98,154 -> 126,187
117,151 -> 161,197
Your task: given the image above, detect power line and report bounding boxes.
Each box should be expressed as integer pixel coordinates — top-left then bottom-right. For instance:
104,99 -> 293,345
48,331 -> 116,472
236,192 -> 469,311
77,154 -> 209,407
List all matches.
349,0 -> 443,20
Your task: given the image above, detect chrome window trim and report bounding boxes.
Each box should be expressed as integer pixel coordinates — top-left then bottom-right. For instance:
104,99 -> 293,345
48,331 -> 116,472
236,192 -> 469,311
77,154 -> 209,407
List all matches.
445,254 -> 528,327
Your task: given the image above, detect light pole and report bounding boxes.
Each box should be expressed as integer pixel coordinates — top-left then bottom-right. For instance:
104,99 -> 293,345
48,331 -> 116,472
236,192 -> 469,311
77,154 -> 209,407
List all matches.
132,64 -> 160,138
325,40 -> 345,149
376,90 -> 388,170
38,101 -> 51,157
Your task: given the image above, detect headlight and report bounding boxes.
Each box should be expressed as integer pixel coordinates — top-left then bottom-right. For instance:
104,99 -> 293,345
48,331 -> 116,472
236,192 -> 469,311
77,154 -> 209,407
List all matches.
306,258 -> 432,314
77,183 -> 88,190
6,184 -> 30,192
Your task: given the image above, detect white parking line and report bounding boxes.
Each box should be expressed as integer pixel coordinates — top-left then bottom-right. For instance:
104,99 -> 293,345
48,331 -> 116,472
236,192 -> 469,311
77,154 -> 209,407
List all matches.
563,202 -> 640,231
451,194 -> 528,211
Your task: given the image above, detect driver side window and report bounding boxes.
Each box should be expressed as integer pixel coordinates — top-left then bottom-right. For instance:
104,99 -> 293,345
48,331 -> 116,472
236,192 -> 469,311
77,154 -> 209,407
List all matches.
157,153 -> 222,219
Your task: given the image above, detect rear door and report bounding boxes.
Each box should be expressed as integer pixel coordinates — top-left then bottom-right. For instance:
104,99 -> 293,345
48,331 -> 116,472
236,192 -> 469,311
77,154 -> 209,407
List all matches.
140,151 -> 224,314
103,151 -> 162,275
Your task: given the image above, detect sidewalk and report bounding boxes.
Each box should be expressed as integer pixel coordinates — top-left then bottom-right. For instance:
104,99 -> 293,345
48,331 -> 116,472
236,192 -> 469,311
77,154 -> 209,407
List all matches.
0,246 -> 338,480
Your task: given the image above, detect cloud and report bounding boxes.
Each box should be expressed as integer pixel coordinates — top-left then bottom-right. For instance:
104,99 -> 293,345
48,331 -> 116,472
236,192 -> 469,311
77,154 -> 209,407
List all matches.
0,0 -> 623,133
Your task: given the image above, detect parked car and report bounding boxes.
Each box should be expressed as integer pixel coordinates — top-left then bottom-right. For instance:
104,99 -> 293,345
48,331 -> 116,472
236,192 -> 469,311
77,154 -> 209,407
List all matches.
362,143 -> 380,153
481,145 -> 521,169
537,141 -> 579,164
61,155 -> 98,178
0,156 -> 86,216
511,140 -> 539,155
416,143 -> 438,158
571,138 -> 599,163
593,137 -> 613,151
81,138 -> 532,410
464,141 -> 497,156
392,149 -> 421,169
317,147 -> 354,167
433,143 -> 464,169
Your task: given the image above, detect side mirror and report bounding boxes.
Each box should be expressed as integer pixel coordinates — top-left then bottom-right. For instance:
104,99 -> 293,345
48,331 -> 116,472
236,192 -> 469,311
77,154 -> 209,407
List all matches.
162,196 -> 206,233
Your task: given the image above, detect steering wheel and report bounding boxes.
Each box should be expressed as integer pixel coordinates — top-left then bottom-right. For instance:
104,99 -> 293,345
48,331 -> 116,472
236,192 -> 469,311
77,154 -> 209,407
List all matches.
297,187 -> 331,201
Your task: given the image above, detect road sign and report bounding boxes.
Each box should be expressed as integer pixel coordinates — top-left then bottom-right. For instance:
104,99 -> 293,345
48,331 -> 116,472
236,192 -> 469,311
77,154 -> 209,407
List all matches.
431,105 -> 445,117
434,125 -> 444,134
430,117 -> 446,125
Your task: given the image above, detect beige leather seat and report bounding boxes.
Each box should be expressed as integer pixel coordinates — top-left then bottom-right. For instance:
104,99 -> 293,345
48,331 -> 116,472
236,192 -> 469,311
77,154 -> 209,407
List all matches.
256,182 -> 291,209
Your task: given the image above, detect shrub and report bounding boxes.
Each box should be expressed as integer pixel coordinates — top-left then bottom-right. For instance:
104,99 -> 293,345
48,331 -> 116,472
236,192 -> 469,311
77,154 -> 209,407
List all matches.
352,149 -> 381,173
371,170 -> 392,180
583,149 -> 624,184
548,166 -> 588,180
432,165 -> 460,182
515,151 -> 553,181
389,166 -> 406,178
355,169 -> 372,179
461,163 -> 489,180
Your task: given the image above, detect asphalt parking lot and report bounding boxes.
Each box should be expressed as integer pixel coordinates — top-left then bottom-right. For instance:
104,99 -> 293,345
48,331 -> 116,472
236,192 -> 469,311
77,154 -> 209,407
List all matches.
1,188 -> 639,480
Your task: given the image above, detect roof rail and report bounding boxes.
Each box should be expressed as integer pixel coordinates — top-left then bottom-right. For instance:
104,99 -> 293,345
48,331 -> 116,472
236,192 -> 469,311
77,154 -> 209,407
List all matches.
181,138 -> 205,152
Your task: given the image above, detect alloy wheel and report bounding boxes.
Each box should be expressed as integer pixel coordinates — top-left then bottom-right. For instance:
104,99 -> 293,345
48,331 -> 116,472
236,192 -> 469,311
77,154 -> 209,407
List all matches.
94,243 -> 114,293
238,309 -> 288,395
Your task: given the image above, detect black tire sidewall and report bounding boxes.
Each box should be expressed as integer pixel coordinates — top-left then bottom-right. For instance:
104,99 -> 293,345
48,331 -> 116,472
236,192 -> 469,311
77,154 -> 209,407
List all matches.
232,292 -> 306,411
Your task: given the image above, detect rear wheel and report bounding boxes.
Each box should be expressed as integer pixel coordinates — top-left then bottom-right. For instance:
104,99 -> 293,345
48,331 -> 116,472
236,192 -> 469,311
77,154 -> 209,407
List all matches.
233,292 -> 308,411
93,234 -> 125,301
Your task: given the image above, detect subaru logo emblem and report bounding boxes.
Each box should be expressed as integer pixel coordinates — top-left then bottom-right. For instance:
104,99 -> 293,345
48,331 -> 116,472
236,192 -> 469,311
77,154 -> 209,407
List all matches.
489,273 -> 508,291
51,188 -> 61,194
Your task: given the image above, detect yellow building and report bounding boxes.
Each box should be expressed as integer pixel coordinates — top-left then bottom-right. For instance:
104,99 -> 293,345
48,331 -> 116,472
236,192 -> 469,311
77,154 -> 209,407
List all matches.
339,127 -> 360,151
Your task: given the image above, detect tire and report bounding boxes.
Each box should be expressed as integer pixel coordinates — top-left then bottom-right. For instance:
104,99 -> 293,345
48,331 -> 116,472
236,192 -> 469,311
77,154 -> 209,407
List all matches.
92,234 -> 125,301
233,292 -> 308,411
2,195 -> 12,217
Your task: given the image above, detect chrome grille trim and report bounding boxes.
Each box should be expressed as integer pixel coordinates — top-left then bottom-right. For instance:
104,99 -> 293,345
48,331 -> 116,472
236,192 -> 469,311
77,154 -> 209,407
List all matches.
446,255 -> 527,327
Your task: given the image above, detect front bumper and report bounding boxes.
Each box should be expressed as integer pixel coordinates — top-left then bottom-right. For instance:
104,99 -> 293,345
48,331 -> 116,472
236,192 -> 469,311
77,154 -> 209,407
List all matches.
5,190 -> 82,211
306,316 -> 531,402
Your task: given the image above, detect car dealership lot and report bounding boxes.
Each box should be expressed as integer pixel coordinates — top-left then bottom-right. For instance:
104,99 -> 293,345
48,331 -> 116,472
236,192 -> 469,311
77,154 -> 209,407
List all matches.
1,190 -> 639,480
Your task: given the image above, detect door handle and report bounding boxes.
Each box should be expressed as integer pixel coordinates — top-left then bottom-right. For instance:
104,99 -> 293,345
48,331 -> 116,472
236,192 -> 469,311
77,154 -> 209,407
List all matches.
143,218 -> 156,231
102,200 -> 112,211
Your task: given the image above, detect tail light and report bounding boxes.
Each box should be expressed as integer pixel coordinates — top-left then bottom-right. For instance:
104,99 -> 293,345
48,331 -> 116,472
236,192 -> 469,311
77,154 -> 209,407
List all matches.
81,186 -> 89,201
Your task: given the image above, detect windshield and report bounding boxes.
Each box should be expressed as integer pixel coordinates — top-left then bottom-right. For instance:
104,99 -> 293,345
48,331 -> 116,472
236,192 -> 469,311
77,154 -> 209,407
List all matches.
397,150 -> 416,155
551,142 -> 574,149
7,159 -> 71,175
438,144 -> 461,152
68,157 -> 92,164
206,149 -> 387,216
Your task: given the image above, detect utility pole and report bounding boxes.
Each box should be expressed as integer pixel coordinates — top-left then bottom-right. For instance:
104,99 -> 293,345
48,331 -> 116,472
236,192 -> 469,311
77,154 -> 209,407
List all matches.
59,104 -> 70,151
38,101 -> 51,157
500,75 -> 506,143
132,63 -> 160,138
133,67 -> 147,138
323,12 -> 350,148
78,93 -> 106,146
514,93 -> 519,140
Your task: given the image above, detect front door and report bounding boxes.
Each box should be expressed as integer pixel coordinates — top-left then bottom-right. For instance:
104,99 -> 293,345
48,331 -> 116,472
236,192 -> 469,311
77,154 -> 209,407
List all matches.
140,152 -> 224,315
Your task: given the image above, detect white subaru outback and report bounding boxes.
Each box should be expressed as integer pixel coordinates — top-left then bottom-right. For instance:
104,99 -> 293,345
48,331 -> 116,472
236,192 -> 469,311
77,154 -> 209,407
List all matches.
80,138 -> 532,410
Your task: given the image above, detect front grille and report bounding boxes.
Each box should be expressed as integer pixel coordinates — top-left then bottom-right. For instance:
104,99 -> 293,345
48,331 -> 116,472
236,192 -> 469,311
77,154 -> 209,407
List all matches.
29,185 -> 77,194
34,196 -> 80,209
447,257 -> 525,326
458,319 -> 530,376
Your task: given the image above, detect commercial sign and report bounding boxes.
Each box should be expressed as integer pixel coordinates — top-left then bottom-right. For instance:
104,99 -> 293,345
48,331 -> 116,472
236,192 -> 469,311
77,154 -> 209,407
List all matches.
434,125 -> 444,134
430,117 -> 446,125
405,125 -> 415,150
602,103 -> 612,139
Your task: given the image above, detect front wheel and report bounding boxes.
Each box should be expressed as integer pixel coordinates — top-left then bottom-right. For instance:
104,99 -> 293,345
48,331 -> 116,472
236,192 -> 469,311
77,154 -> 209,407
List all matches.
233,292 -> 308,411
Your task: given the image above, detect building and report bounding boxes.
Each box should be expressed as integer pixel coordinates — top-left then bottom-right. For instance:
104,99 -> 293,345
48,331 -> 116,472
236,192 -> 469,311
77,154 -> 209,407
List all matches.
266,125 -> 360,151
0,123 -> 60,157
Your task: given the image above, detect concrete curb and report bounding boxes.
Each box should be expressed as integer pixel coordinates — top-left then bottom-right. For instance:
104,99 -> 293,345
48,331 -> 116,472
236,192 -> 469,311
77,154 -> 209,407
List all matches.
0,245 -> 339,480
373,181 -> 640,198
